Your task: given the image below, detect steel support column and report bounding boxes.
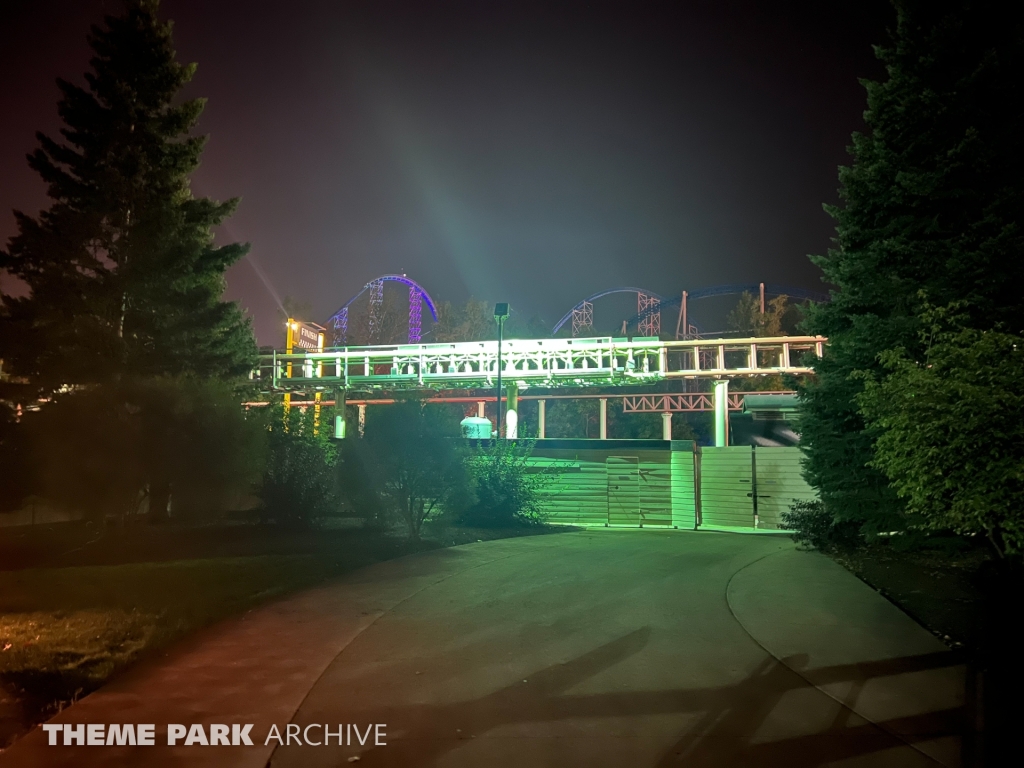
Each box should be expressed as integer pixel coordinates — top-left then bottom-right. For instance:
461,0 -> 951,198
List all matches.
334,390 -> 346,439
506,382 -> 519,439
538,399 -> 546,439
599,398 -> 608,439
662,412 -> 672,441
714,379 -> 730,447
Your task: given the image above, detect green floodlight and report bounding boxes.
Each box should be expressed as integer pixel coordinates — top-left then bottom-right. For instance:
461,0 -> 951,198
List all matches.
493,302 -> 510,320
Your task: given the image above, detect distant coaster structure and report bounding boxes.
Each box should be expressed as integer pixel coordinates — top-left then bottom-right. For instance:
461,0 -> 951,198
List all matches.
265,275 -> 828,445
552,287 -> 666,338
327,274 -> 439,345
555,282 -> 830,339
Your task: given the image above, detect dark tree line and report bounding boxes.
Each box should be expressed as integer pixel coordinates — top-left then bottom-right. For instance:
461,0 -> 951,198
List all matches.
793,6 -> 1023,760
0,1 -> 258,520
799,0 -> 1024,555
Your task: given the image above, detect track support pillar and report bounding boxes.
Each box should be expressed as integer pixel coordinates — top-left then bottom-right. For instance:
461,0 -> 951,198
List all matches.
714,379 -> 729,447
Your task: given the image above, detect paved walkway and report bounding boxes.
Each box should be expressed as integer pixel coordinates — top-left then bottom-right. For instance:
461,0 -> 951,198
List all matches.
0,531 -> 965,767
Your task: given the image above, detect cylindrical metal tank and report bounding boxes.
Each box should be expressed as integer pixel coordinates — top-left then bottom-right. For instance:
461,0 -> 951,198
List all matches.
460,416 -> 493,439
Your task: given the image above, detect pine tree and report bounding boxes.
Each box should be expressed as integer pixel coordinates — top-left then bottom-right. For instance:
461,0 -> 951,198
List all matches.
0,0 -> 255,397
800,0 -> 1024,533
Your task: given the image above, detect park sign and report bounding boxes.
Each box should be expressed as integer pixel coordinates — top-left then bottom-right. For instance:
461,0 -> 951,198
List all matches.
287,320 -> 325,353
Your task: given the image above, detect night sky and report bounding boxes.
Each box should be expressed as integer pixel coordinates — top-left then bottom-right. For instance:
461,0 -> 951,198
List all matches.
1,1 -> 890,344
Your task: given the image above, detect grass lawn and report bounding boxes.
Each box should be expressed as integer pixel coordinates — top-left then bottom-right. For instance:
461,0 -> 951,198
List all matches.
1,555 -> 353,692
0,520 -> 569,749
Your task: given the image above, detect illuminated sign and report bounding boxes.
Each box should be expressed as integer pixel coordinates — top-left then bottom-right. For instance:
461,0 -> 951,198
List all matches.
290,321 -> 325,352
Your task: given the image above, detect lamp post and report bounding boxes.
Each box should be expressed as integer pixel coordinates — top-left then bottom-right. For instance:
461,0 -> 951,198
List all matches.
493,303 -> 510,437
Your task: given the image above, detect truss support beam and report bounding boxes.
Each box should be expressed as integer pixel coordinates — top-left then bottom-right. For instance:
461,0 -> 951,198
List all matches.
408,287 -> 422,343
259,390 -> 799,413
331,307 -> 349,346
367,279 -> 384,341
571,300 -> 594,337
638,293 -> 661,337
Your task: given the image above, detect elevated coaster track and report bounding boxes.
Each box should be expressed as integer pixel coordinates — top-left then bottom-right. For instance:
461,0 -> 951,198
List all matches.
254,335 -> 824,392
326,274 -> 439,345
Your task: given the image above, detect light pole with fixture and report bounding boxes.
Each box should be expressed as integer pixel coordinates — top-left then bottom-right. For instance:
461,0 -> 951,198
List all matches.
493,303 -> 510,437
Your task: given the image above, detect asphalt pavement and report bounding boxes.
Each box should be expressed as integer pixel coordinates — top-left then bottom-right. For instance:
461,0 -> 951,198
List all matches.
0,530 -> 965,767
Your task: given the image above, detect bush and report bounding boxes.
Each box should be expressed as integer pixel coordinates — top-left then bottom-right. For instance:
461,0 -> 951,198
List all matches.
259,403 -> 340,528
781,500 -> 861,552
460,439 -> 551,528
858,313 -> 1024,559
355,402 -> 472,539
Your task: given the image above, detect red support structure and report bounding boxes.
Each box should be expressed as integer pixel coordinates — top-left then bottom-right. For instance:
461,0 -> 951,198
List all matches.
637,293 -> 661,337
261,390 -> 797,413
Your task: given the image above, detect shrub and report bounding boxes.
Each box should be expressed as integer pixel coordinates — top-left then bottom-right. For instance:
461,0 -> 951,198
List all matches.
858,314 -> 1024,559
460,439 -> 553,528
356,402 -> 472,539
781,500 -> 861,551
259,403 -> 340,528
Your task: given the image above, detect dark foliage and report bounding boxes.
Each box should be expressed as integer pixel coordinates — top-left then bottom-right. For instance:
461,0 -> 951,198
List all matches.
260,404 -> 339,529
22,378 -> 265,523
355,402 -> 472,538
800,0 -> 1024,535
0,400 -> 32,513
0,0 -> 256,399
460,439 -> 553,528
781,500 -> 862,552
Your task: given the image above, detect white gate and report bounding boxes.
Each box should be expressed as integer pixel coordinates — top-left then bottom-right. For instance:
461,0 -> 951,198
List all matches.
699,447 -> 754,528
607,457 -> 640,526
753,447 -> 816,529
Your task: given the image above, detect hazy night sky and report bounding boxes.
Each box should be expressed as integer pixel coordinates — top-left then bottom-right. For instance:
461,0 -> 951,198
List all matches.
1,1 -> 890,343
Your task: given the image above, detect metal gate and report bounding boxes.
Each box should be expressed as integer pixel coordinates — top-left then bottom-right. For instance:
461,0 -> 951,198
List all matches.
699,446 -> 755,528
699,446 -> 815,530
607,457 -> 640,525
752,447 -> 816,529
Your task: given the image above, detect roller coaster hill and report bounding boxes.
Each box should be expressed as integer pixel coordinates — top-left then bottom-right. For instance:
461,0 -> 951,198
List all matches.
254,275 -> 827,447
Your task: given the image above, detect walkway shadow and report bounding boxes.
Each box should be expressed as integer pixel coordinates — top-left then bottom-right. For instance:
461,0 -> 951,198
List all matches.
274,629 -> 965,768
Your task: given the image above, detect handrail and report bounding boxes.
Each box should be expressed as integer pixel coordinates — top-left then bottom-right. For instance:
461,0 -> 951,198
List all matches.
254,335 -> 825,391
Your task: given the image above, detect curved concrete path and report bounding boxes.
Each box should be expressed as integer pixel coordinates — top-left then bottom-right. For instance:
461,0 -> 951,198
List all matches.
0,531 -> 965,767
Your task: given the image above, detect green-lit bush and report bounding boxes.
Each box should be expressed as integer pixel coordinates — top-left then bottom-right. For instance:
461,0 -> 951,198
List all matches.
858,311 -> 1024,559
354,402 -> 472,539
460,439 -> 551,528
